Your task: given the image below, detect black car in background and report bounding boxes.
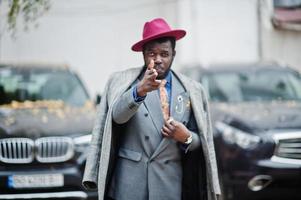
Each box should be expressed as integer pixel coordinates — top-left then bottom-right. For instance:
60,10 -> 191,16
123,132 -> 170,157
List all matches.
183,63 -> 301,200
0,63 -> 97,199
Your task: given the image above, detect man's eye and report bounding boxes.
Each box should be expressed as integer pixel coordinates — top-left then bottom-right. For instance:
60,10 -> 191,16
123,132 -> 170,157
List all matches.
161,53 -> 169,57
148,52 -> 155,57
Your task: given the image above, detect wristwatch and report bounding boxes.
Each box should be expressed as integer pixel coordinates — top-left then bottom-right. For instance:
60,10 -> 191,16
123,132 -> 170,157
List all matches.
184,133 -> 193,145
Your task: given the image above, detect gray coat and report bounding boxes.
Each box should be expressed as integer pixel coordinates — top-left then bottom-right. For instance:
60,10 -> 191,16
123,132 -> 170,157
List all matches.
82,67 -> 221,200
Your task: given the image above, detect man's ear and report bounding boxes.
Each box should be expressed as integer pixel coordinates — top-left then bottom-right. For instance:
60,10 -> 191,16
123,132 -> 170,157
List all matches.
173,50 -> 176,57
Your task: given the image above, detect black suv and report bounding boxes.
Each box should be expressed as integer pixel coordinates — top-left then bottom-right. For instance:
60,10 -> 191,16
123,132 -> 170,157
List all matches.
183,63 -> 301,200
0,63 -> 97,199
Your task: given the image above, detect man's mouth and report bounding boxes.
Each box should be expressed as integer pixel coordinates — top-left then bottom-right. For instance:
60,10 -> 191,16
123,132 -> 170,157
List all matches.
154,65 -> 163,72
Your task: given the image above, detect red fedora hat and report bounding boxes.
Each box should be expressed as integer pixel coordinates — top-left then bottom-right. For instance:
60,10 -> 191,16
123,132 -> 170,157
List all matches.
131,18 -> 186,52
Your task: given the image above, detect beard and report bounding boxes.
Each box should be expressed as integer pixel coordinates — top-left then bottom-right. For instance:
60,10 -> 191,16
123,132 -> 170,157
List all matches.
155,65 -> 172,80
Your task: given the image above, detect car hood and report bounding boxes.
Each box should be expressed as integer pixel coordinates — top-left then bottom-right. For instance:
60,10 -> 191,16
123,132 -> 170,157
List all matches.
0,101 -> 96,138
210,101 -> 301,133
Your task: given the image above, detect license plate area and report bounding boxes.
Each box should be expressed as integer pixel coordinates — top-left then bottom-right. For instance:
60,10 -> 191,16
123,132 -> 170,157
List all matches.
8,174 -> 64,189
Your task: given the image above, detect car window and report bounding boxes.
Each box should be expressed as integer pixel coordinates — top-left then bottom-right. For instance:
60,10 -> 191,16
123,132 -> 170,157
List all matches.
202,69 -> 301,102
0,67 -> 89,107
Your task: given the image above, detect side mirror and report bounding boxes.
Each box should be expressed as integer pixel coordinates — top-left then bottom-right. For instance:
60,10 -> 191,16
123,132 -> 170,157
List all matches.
95,94 -> 101,105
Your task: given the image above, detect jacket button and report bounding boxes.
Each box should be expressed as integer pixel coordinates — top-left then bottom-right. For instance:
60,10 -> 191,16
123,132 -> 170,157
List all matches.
144,113 -> 148,117
145,135 -> 149,140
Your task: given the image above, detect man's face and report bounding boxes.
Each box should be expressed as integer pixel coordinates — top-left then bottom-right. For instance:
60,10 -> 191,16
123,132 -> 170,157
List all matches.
143,40 -> 175,80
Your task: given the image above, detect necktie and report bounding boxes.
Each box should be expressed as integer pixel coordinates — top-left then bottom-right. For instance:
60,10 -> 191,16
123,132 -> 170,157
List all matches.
159,79 -> 169,120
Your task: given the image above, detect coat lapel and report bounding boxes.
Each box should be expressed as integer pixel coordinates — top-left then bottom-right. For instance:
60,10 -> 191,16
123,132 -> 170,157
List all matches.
177,73 -> 207,140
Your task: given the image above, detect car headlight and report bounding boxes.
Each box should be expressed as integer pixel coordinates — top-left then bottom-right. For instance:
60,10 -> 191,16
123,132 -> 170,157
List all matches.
73,134 -> 92,152
215,122 -> 261,149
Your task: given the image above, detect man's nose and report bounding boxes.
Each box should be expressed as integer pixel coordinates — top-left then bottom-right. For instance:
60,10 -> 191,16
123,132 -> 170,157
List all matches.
154,55 -> 162,64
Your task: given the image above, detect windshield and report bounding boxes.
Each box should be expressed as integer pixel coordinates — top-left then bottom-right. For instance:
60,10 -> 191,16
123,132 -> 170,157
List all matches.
0,67 -> 89,107
201,69 -> 301,103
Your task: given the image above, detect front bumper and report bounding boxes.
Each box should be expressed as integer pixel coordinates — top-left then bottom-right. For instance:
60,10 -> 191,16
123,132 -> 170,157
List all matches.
220,154 -> 301,200
218,141 -> 301,200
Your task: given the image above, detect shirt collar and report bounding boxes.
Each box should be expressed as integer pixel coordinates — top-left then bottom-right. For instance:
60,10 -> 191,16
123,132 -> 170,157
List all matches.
165,71 -> 172,86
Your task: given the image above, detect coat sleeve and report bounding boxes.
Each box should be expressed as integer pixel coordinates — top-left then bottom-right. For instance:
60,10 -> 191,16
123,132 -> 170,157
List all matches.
82,78 -> 110,190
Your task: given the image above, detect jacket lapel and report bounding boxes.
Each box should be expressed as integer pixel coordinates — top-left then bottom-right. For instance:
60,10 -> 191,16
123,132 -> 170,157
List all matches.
143,90 -> 164,138
144,89 -> 170,160
170,73 -> 187,122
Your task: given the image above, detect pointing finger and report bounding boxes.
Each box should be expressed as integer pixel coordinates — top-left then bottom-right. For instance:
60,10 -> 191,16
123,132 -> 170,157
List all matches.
147,60 -> 154,70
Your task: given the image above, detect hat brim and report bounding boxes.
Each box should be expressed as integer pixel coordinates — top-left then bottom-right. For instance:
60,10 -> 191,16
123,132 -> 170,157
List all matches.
131,29 -> 186,52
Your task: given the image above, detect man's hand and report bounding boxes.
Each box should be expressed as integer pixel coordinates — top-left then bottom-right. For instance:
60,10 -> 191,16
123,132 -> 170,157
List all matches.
161,118 -> 191,144
137,60 -> 162,97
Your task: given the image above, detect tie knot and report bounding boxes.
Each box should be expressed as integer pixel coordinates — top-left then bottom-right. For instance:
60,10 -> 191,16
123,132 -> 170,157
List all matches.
160,79 -> 167,88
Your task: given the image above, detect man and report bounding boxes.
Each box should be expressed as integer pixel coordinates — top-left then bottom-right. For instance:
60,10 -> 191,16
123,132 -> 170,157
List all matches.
82,18 -> 221,200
